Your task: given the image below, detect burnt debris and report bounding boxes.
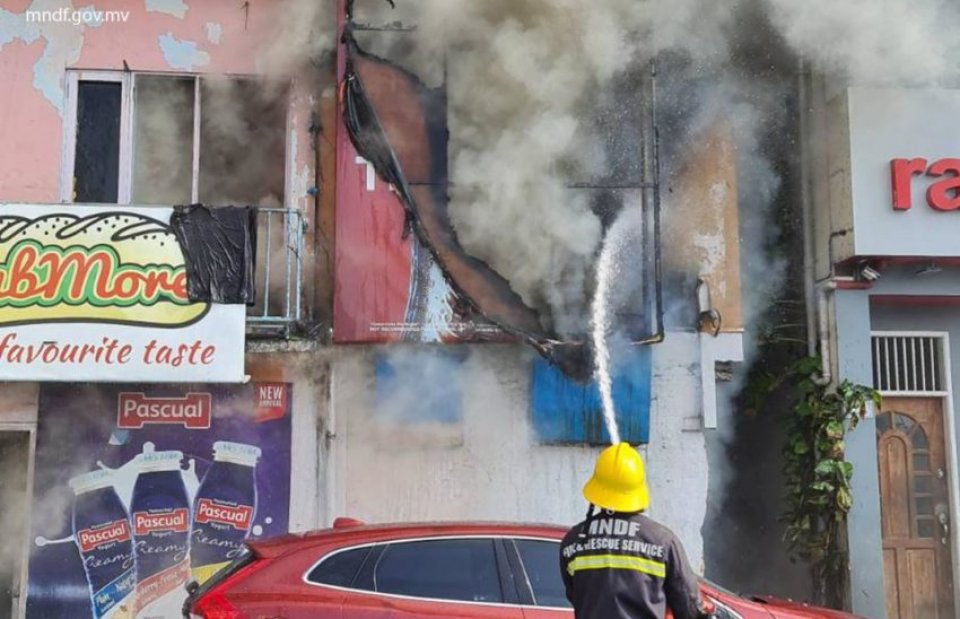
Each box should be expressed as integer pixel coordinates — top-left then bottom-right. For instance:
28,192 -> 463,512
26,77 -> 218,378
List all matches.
341,30 -> 594,380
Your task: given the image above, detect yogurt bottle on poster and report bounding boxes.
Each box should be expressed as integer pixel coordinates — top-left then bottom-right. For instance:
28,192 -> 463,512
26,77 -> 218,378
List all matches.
129,450 -> 191,618
70,469 -> 136,619
190,441 -> 261,584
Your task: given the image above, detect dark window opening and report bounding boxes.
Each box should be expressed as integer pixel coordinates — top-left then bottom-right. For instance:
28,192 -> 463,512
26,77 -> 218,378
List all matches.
74,81 -> 121,203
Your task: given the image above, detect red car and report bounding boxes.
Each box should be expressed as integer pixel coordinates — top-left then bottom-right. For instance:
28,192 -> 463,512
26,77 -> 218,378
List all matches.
185,519 -> 864,619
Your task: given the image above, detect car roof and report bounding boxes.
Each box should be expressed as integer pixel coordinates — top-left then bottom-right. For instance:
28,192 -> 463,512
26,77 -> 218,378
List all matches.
248,521 -> 569,558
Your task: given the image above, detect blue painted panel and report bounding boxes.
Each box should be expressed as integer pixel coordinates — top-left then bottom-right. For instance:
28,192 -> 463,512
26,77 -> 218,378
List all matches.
374,349 -> 465,424
530,346 -> 651,445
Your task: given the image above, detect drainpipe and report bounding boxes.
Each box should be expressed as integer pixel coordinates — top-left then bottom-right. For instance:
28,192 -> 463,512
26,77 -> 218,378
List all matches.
799,58 -> 834,387
323,363 -> 338,527
810,280 -> 836,386
798,57 -> 818,360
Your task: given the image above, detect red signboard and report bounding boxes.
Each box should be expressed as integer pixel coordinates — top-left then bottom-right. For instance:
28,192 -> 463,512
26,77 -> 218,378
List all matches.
117,392 -> 212,429
195,499 -> 254,530
76,520 -> 130,553
132,508 -> 189,536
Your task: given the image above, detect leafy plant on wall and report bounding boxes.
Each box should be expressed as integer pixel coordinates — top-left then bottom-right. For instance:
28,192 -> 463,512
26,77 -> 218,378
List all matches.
780,356 -> 881,607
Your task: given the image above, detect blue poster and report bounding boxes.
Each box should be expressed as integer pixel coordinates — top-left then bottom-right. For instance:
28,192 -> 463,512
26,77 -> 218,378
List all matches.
25,383 -> 292,619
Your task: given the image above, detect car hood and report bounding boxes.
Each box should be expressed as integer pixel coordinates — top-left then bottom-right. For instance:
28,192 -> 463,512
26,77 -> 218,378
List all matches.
750,595 -> 866,618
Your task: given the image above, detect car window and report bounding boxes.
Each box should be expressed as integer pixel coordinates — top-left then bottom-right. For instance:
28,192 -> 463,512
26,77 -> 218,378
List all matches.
374,539 -> 503,603
307,546 -> 372,587
513,539 -> 571,608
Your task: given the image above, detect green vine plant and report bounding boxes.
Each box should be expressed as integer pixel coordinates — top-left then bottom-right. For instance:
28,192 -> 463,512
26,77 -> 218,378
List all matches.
780,356 -> 882,607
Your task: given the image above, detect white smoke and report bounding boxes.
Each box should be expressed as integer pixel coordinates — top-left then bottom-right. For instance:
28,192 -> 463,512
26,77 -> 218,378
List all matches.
363,346 -> 467,449
765,0 -> 960,86
258,0 -> 335,78
351,0 -> 740,336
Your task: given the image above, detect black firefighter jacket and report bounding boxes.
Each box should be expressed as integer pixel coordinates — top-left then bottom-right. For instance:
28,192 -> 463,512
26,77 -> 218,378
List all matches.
560,511 -> 706,619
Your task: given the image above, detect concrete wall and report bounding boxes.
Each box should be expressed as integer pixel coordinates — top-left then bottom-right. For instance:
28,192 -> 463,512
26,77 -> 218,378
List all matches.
0,0 -> 315,214
245,348 -> 328,533
835,289 -> 885,618
328,336 -> 711,570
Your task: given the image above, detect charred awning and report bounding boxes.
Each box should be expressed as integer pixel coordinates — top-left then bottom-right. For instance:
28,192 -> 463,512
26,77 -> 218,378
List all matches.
341,30 -> 591,380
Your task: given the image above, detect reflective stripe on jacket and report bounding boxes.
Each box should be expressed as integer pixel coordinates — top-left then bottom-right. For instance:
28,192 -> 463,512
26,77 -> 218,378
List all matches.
560,512 -> 704,619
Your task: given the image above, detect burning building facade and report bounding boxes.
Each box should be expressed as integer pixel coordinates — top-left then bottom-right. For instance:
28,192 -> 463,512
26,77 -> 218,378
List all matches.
3,0 -> 947,617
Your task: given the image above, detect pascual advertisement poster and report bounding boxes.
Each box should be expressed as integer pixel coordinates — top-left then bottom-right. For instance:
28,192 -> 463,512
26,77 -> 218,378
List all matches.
25,383 -> 292,619
0,204 -> 246,382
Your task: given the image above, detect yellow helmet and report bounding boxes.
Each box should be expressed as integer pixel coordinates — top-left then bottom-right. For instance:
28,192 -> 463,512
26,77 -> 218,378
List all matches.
582,442 -> 649,512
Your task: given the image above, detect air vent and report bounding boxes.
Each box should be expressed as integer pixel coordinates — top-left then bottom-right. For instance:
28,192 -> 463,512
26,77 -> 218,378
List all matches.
872,335 -> 945,393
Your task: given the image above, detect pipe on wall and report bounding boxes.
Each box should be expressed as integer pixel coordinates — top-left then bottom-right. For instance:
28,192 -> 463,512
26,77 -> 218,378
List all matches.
810,280 -> 836,386
798,57 -> 818,360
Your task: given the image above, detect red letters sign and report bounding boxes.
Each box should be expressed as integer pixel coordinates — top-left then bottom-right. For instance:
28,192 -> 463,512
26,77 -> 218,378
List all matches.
117,393 -> 212,429
77,520 -> 131,552
254,382 -> 287,422
890,158 -> 960,211
195,498 -> 253,530
132,508 -> 189,536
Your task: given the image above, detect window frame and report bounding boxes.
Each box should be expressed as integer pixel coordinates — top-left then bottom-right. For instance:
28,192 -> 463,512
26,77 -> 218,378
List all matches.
301,535 -> 560,609
373,538 -> 506,604
61,70 -> 134,204
304,544 -> 374,589
506,537 -> 573,611
62,69 -> 288,207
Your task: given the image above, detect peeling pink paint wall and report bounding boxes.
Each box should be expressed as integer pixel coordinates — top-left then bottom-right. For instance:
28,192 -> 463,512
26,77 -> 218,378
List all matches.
0,0 -> 312,205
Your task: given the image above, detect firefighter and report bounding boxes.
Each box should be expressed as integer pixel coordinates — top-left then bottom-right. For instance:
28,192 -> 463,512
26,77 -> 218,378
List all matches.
560,442 -> 714,619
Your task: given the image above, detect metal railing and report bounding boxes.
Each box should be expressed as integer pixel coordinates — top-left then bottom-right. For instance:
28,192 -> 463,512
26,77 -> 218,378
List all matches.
246,207 -> 305,337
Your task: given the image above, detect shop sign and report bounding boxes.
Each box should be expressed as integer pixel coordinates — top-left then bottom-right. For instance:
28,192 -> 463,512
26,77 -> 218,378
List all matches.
844,88 -> 960,257
890,157 -> 960,211
0,204 -> 244,381
25,383 -> 292,619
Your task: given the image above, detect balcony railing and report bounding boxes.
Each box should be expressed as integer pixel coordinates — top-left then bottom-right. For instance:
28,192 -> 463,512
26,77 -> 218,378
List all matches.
246,207 -> 305,338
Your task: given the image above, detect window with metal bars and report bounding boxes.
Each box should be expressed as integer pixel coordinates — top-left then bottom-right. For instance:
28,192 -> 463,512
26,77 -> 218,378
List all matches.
872,335 -> 944,393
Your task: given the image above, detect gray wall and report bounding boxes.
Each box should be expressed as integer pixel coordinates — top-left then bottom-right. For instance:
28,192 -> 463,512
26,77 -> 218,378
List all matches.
871,302 -> 960,475
870,264 -> 960,465
328,337 -> 713,569
836,290 -> 885,618
840,265 -> 960,618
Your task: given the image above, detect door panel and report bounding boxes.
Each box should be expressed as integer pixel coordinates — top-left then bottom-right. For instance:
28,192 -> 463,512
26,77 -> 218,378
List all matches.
341,538 -> 523,619
342,595 -> 522,618
522,609 -> 571,618
877,397 -> 955,619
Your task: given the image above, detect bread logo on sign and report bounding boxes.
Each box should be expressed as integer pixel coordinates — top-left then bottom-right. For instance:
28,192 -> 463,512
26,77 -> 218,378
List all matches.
0,212 -> 208,327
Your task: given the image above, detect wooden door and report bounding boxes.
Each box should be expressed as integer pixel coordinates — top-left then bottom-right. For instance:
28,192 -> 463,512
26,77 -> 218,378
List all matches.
877,397 -> 955,619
